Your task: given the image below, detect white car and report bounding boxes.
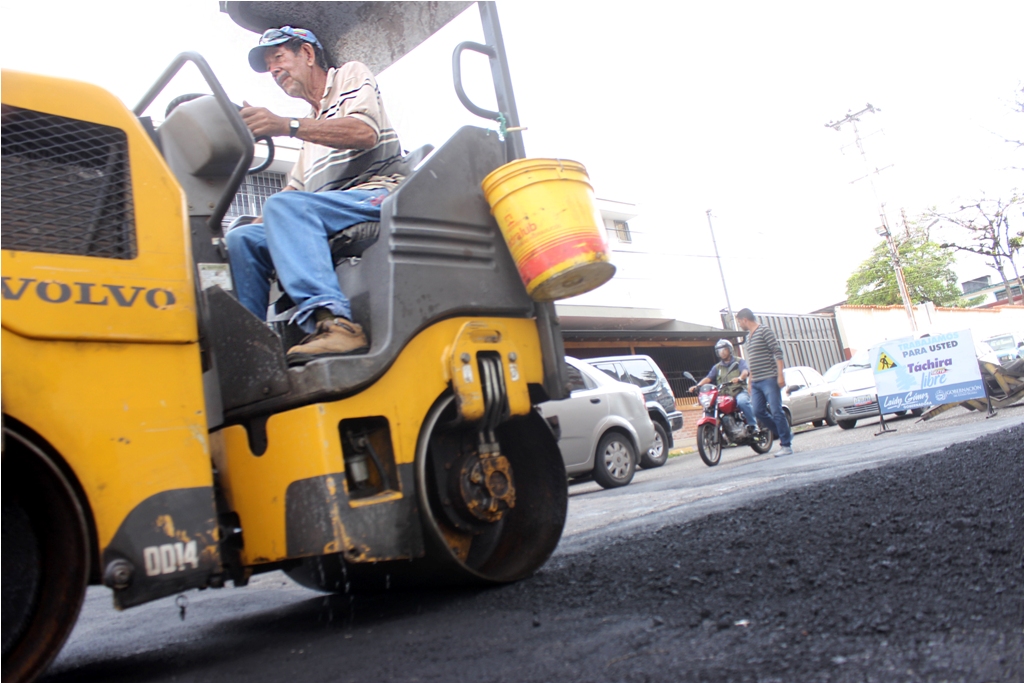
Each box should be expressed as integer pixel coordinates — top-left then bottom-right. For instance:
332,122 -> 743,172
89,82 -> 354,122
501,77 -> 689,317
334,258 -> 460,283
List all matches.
538,357 -> 657,489
982,333 -> 1023,366
825,350 -> 926,429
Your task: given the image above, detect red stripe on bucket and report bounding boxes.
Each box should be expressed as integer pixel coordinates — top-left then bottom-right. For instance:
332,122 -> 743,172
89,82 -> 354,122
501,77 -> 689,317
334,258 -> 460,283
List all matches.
517,233 -> 608,285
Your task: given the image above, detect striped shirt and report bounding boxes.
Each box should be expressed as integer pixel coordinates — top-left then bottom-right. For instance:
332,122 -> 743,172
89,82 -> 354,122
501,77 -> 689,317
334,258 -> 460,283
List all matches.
745,324 -> 784,381
287,62 -> 403,194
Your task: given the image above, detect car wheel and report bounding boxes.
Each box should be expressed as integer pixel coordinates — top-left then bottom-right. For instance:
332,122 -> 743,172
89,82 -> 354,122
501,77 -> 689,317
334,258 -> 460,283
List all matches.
782,408 -> 793,428
892,410 -> 907,417
825,402 -> 838,427
838,419 -> 857,430
591,432 -> 636,489
910,407 -> 925,417
812,419 -> 824,428
639,423 -> 669,469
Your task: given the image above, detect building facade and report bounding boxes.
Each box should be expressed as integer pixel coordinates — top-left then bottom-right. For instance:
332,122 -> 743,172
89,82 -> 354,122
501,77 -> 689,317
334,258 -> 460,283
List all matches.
961,275 -> 1024,307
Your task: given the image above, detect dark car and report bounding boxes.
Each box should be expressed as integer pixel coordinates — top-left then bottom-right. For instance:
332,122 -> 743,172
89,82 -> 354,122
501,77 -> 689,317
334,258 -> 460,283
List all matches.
585,355 -> 684,468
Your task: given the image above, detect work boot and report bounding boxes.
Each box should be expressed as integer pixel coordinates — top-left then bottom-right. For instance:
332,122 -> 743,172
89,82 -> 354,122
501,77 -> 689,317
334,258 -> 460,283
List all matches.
286,317 -> 369,366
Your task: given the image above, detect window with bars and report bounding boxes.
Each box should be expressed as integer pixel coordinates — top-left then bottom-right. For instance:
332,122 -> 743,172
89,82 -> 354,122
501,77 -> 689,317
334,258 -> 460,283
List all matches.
995,284 -> 1022,301
223,171 -> 286,228
606,219 -> 632,244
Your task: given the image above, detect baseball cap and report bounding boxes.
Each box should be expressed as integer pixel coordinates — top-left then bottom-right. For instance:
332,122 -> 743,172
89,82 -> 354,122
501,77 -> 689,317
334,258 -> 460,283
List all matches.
248,26 -> 324,73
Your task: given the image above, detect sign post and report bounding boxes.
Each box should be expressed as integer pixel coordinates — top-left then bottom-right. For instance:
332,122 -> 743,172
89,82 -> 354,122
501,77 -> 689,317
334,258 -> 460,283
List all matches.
870,329 -> 987,434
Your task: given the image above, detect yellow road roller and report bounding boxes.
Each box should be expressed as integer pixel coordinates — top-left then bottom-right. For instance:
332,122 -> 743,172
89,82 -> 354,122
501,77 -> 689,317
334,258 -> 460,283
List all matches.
1,3 -> 582,680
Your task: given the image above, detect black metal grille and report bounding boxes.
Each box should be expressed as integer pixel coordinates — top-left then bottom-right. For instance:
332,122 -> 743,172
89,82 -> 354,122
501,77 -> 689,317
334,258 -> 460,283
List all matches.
2,106 -> 137,259
223,171 -> 285,229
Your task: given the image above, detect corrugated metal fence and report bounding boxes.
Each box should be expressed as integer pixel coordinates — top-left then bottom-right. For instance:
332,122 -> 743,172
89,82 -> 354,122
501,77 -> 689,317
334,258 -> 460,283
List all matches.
724,312 -> 845,375
758,312 -> 845,374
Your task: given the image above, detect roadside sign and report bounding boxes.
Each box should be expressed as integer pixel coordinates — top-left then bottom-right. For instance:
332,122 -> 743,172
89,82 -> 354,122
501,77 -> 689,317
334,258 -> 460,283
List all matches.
871,330 -> 986,415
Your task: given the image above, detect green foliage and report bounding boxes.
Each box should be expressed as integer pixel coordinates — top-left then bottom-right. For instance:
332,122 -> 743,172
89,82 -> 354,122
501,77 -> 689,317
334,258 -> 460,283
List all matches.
846,232 -> 967,307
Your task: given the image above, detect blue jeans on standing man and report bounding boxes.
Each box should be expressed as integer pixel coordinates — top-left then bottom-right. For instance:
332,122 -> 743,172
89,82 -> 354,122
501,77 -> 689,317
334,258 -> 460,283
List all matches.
225,187 -> 388,333
750,378 -> 792,448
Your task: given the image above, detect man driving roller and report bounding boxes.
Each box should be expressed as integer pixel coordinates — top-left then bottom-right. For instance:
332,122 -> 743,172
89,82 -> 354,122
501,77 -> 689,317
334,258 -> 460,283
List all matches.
226,26 -> 403,365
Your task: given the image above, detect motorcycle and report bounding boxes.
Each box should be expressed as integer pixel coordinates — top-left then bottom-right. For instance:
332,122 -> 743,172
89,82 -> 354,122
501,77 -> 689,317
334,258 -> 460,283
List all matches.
683,372 -> 773,466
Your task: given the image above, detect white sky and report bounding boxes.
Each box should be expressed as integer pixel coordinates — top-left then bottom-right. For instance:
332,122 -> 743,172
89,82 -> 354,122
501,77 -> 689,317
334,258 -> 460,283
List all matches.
3,1 -> 1021,325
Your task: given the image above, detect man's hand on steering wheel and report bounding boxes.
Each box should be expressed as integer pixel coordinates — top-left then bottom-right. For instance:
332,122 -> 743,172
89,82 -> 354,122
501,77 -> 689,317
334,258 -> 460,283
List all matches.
241,101 -> 289,138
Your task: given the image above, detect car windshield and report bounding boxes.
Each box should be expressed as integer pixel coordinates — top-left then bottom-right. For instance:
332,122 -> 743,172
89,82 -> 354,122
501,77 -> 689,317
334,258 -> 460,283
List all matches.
823,363 -> 847,383
986,335 -> 1015,351
848,349 -> 871,369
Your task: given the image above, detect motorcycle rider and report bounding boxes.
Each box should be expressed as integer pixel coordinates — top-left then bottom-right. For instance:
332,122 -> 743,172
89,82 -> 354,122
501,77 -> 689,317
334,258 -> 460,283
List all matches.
689,339 -> 757,433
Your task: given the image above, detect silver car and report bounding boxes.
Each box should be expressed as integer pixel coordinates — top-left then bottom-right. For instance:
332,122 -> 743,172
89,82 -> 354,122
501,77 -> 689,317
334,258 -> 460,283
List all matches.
781,366 -> 837,428
825,352 -> 879,429
538,357 -> 657,489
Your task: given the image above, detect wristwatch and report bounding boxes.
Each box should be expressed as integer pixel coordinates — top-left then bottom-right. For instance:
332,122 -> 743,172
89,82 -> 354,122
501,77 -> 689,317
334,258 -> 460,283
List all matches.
288,119 -> 300,137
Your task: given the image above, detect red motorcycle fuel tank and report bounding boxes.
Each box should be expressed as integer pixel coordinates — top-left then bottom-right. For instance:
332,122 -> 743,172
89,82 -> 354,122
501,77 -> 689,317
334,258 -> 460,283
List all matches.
718,394 -> 737,414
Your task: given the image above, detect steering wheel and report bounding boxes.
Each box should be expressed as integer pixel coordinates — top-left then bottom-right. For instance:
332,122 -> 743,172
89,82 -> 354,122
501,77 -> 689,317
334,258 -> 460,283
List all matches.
164,93 -> 274,174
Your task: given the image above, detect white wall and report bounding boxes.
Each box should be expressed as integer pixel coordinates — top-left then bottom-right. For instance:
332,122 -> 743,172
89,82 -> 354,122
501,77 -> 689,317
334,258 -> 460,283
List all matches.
560,200 -> 683,315
834,304 -> 1024,355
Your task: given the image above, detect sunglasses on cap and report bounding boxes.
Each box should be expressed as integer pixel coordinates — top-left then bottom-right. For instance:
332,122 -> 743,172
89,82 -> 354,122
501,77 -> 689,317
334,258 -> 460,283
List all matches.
258,26 -> 322,49
249,26 -> 324,72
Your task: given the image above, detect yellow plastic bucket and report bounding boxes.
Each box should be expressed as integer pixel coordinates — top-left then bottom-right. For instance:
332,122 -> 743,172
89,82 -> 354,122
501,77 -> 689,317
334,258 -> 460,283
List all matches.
482,158 -> 615,302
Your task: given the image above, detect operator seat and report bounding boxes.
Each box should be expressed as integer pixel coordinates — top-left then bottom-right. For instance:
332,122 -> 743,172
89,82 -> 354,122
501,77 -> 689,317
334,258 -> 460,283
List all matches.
266,144 -> 436,323
222,126 -> 537,422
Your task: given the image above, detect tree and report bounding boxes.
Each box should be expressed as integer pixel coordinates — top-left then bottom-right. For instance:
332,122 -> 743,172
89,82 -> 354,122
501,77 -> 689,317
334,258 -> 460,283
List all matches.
925,193 -> 1024,304
845,230 -> 968,307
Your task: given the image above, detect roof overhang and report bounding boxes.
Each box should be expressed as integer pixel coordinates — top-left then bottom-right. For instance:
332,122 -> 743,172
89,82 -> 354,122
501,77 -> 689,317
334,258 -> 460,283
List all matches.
555,304 -> 672,331
555,305 -> 745,344
221,1 -> 474,75
562,328 -> 746,344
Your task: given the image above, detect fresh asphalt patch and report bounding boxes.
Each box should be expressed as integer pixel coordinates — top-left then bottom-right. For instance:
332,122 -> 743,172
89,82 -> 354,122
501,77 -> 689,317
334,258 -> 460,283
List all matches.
43,425 -> 1022,683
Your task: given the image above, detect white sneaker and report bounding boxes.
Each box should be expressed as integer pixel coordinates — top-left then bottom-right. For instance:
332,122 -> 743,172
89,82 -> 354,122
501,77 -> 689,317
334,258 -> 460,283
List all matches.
775,446 -> 793,457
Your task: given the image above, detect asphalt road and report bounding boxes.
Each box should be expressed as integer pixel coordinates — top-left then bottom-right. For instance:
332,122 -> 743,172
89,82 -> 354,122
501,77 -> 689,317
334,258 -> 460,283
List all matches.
562,402 -> 1024,553
41,403 -> 1024,683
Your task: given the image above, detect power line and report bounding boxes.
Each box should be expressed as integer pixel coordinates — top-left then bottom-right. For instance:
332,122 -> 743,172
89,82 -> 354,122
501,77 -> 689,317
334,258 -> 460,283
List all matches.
706,209 -> 736,330
826,103 -> 918,332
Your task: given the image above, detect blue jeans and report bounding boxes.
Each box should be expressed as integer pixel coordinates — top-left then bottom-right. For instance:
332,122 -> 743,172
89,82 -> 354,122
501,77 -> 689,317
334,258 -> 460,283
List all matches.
751,378 -> 792,447
734,390 -> 756,427
225,188 -> 388,332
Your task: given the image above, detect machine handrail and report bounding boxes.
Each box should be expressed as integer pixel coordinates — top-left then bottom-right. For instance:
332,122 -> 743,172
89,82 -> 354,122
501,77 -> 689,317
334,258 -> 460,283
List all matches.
133,51 -> 255,235
452,41 -> 501,120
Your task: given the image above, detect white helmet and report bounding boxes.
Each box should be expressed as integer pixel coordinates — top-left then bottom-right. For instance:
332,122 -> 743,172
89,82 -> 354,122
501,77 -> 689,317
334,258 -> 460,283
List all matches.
715,339 -> 734,355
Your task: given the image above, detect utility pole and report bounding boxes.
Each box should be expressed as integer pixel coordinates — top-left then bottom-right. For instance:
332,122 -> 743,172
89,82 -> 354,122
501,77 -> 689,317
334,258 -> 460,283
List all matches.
705,209 -> 736,331
875,221 -> 917,331
826,104 -> 917,332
